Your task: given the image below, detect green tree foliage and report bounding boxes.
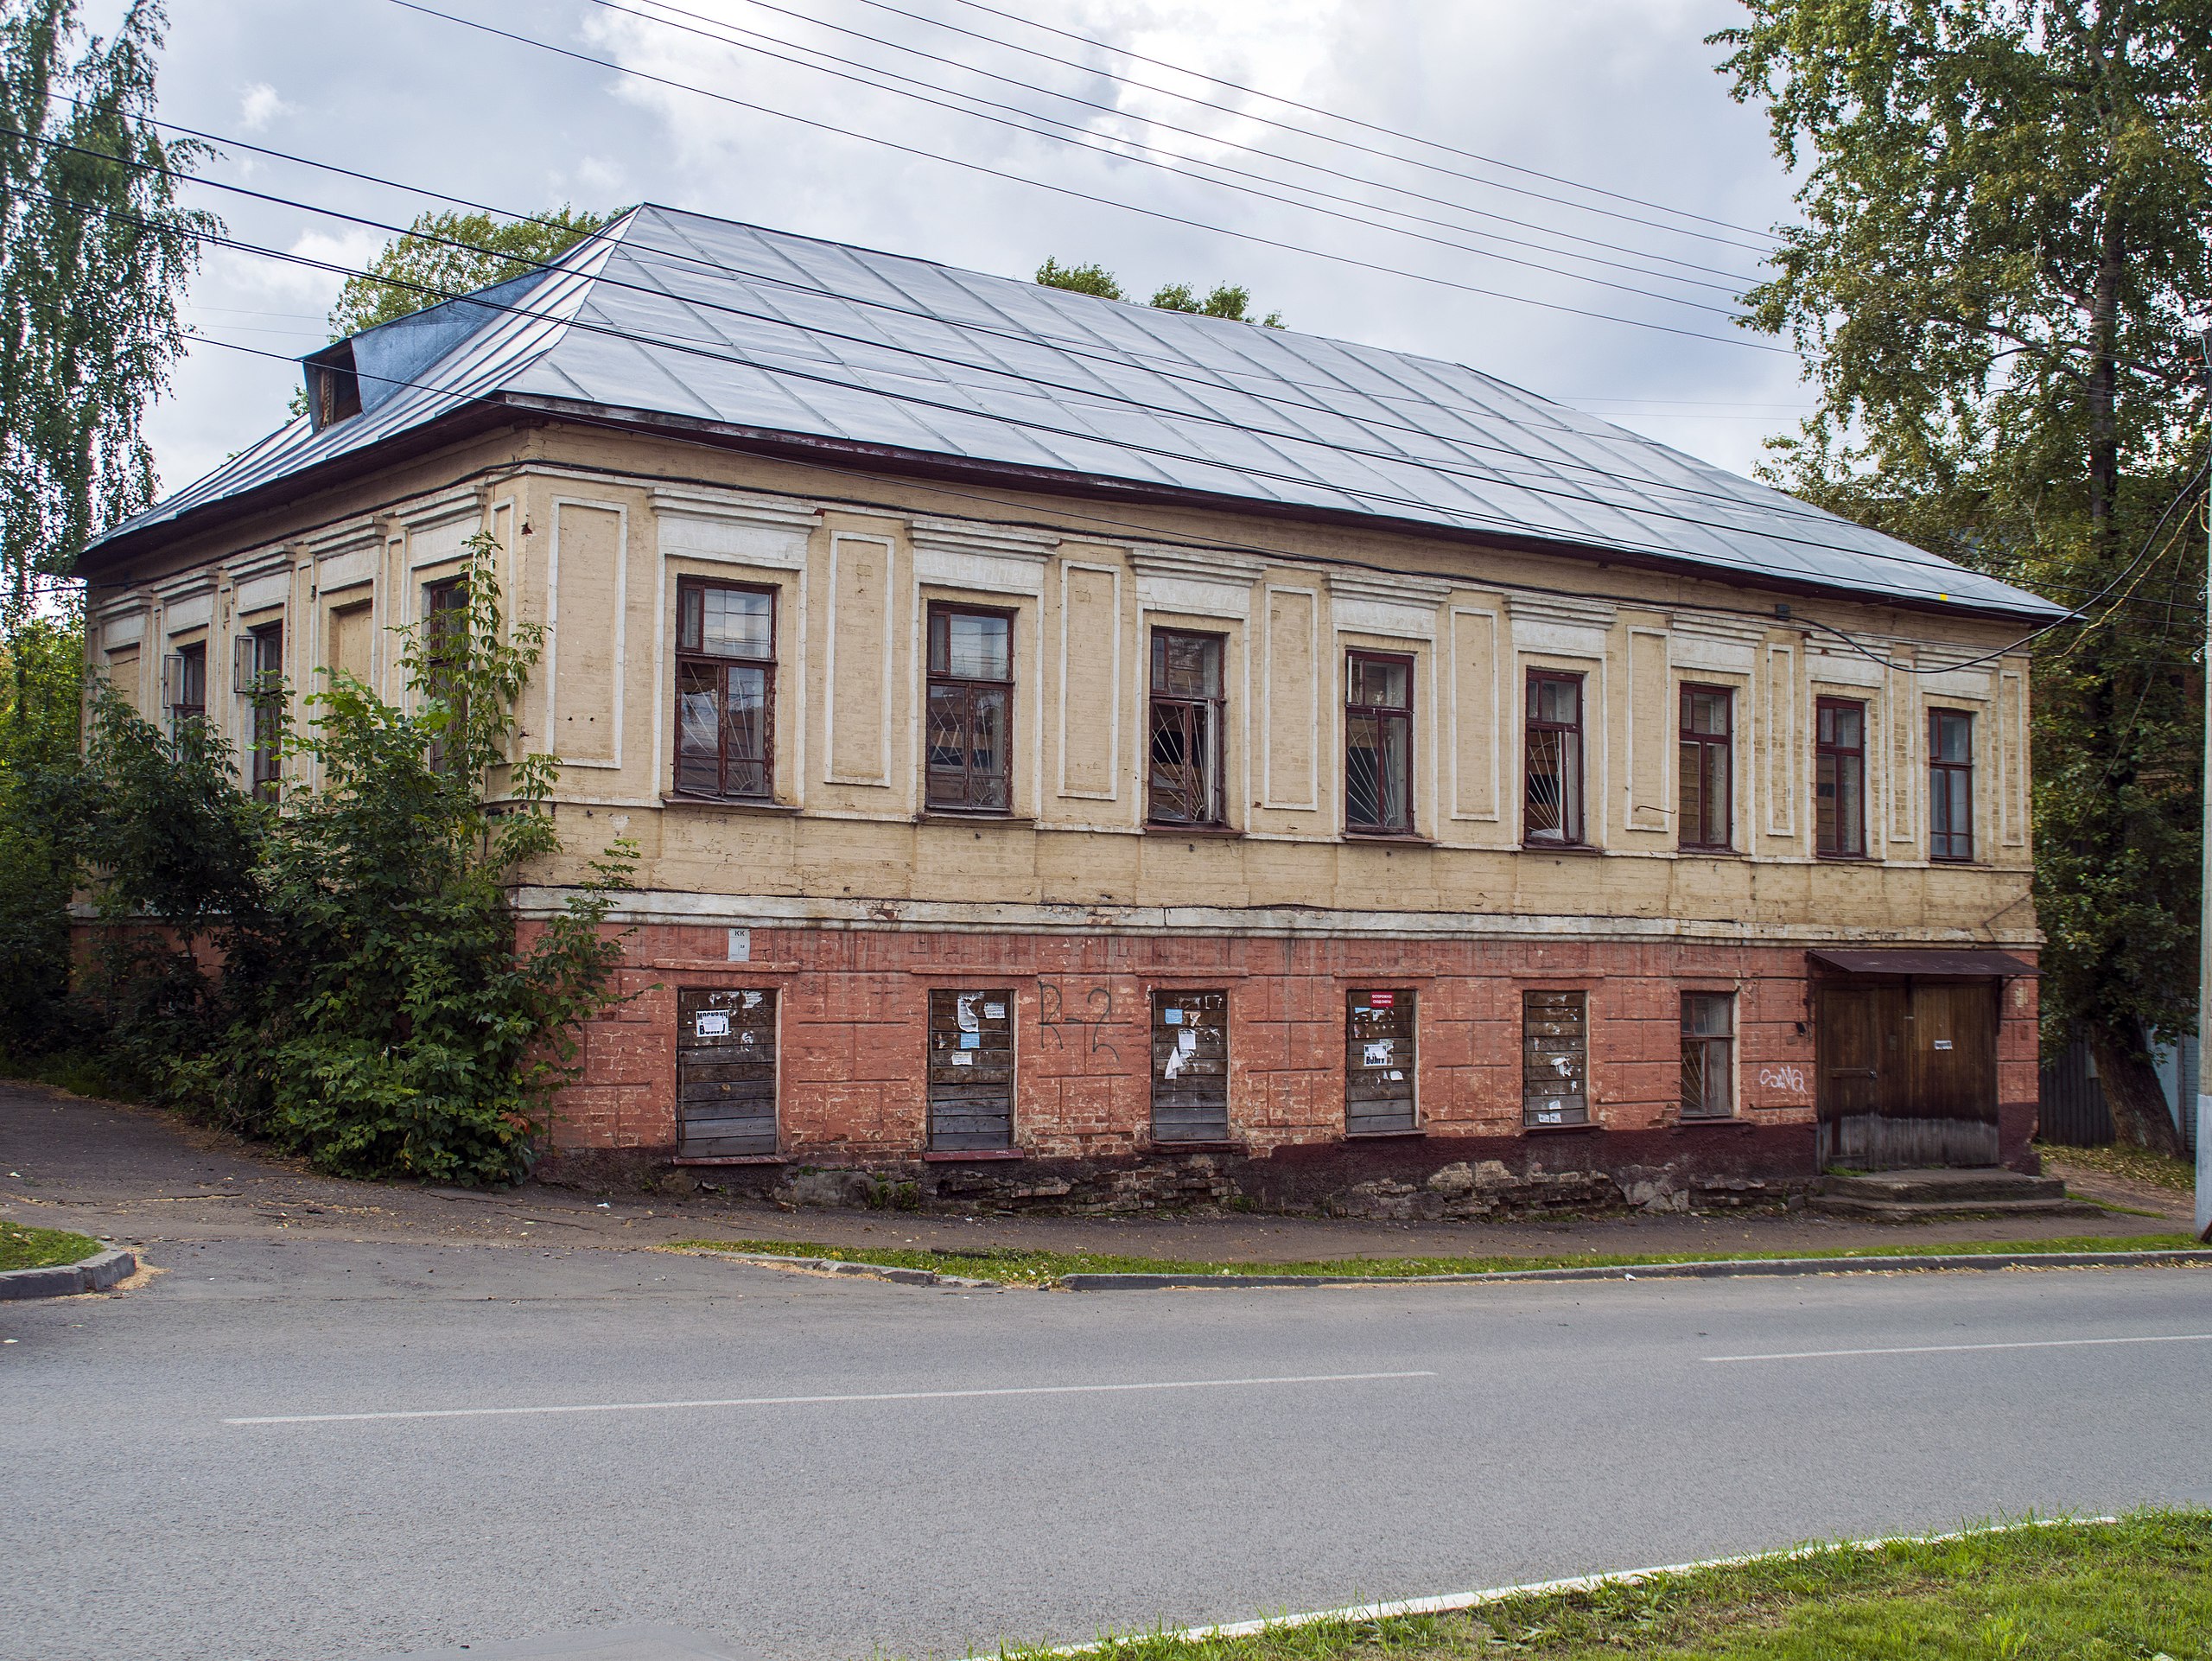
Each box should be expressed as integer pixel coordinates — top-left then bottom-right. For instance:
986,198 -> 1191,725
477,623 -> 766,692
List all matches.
1716,0 -> 2212,1151
0,608 -> 86,1048
66,534 -> 635,1184
1035,257 -> 1285,326
0,0 -> 213,639
327,206 -> 612,338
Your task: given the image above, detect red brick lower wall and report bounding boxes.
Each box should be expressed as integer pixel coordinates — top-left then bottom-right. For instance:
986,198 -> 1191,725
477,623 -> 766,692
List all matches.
543,923 -> 2041,1186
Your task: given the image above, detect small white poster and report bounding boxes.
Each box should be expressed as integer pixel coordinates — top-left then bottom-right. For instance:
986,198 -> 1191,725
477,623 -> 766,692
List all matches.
1363,1041 -> 1393,1067
696,1010 -> 731,1038
983,1002 -> 1006,1021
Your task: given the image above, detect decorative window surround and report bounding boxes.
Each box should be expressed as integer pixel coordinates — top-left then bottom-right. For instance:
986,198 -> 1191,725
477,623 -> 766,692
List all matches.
1329,569 -> 1451,640
1130,544 -> 1264,620
654,487 -> 819,571
1508,591 -> 1614,659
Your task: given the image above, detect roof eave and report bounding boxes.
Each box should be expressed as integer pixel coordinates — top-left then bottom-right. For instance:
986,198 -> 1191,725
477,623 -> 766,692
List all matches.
496,396 -> 2066,627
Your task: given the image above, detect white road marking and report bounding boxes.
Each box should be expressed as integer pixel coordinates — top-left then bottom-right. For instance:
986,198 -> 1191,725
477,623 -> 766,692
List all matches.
1707,1333 -> 2212,1363
225,1369 -> 1436,1425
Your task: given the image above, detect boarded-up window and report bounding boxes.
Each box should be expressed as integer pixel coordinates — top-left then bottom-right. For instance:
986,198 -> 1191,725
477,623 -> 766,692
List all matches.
1681,993 -> 1733,1119
1522,990 -> 1588,1126
677,988 -> 778,1158
927,990 -> 1014,1149
1152,990 -> 1229,1142
1345,990 -> 1415,1135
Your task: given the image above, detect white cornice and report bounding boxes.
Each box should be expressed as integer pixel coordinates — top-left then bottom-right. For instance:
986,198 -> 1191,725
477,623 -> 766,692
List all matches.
908,514 -> 1060,559
649,484 -> 823,531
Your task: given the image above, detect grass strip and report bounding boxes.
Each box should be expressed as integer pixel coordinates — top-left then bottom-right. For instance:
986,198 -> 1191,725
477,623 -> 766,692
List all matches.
995,1511 -> 2209,1661
668,1233 -> 2207,1288
2039,1141 -> 2198,1196
0,1219 -> 103,1273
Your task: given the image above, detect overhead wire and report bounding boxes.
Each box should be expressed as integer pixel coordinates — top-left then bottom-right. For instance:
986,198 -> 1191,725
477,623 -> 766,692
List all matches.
385,0 -> 1793,354
598,0 -> 1758,291
809,0 -> 1782,247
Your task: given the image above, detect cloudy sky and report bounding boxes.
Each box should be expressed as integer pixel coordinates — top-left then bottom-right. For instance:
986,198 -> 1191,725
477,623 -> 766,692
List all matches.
107,0 -> 1814,500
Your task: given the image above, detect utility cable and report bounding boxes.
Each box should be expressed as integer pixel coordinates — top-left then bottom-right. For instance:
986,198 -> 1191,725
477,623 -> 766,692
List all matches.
599,0 -> 1758,290
385,0 -> 1791,354
803,0 -> 1781,248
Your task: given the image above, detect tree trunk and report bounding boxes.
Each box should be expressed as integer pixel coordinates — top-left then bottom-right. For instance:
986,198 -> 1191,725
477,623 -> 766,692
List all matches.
2088,1021 -> 2187,1156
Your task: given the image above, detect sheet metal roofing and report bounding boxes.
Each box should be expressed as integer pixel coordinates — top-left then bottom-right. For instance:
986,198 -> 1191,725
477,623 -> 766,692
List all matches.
99,204 -> 2062,620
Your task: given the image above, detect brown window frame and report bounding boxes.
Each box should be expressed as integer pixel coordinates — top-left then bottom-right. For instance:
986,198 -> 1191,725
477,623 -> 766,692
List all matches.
422,576 -> 470,777
925,603 -> 1016,814
1344,649 -> 1414,836
1929,707 -> 1974,862
1680,991 -> 1734,1120
1147,628 -> 1226,828
166,640 -> 207,732
243,622 -> 284,800
672,577 -> 778,802
1815,697 -> 1867,858
1523,670 -> 1586,846
1677,684 -> 1732,851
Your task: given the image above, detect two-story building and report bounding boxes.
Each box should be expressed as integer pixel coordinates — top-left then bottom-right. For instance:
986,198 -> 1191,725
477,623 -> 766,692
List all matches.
80,206 -> 2060,1212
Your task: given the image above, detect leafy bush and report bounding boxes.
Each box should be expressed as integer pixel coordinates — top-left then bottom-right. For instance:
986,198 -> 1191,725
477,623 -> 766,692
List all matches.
54,531 -> 635,1185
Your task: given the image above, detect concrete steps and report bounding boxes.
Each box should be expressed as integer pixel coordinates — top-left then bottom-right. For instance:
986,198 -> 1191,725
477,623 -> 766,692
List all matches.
1808,1167 -> 2107,1221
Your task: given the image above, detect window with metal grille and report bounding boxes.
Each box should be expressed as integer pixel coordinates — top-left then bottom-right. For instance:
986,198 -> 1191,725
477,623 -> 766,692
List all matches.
1678,684 -> 1732,850
235,624 -> 284,799
1815,697 -> 1866,856
1929,709 -> 1974,862
164,640 -> 207,732
925,606 -> 1014,811
423,577 -> 468,776
1151,990 -> 1229,1142
674,579 -> 776,800
1344,651 -> 1412,833
1522,990 -> 1588,1126
1524,671 -> 1584,844
1147,629 -> 1224,826
1680,992 -> 1734,1118
1345,990 -> 1415,1135
927,990 -> 1015,1150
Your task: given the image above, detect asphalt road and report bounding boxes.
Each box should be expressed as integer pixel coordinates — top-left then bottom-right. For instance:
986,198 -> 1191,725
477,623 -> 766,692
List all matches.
5,1244 -> 2210,1661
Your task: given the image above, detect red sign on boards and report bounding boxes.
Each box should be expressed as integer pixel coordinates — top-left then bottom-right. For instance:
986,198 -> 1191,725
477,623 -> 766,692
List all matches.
1368,991 -> 1395,1008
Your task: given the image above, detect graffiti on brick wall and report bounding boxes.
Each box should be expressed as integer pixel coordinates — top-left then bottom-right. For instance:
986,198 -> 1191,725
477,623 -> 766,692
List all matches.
1036,979 -> 1123,1068
1757,1064 -> 1808,1096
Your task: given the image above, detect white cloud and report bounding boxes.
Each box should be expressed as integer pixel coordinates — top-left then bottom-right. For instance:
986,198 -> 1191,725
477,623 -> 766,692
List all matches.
236,80 -> 297,132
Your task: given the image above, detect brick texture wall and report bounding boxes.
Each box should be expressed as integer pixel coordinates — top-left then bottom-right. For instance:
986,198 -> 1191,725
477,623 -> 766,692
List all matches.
536,923 -> 2039,1167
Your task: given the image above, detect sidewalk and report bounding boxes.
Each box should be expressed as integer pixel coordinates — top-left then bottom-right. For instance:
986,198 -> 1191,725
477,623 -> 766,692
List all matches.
0,1081 -> 2190,1268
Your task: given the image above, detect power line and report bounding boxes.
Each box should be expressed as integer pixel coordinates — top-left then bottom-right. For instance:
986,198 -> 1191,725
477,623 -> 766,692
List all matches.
605,0 -> 1759,290
812,0 -> 1782,247
386,0 -> 1791,355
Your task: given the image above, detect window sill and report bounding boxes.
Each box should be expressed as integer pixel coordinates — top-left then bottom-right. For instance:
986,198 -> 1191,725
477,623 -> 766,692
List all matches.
1145,821 -> 1243,837
1343,830 -> 1433,844
1678,844 -> 1745,858
1147,1138 -> 1243,1154
1521,840 -> 1601,856
1672,1116 -> 1751,1130
1344,1128 -> 1427,1141
660,793 -> 801,814
919,809 -> 1032,824
671,1154 -> 788,1166
1522,1120 -> 1598,1134
922,1148 -> 1024,1162
1815,851 -> 1878,862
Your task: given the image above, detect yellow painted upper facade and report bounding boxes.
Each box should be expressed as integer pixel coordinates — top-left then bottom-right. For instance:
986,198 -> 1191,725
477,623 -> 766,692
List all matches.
86,421 -> 2037,947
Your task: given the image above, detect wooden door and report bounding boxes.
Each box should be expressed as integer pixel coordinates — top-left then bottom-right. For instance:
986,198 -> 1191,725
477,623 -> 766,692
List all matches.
927,990 -> 1014,1150
1151,990 -> 1230,1142
676,988 -> 778,1157
1346,990 -> 1416,1134
1817,980 -> 1999,1168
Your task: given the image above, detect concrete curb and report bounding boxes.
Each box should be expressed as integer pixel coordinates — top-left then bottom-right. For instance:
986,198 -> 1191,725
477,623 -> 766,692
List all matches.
1042,1516 -> 2117,1653
0,1244 -> 137,1301
1057,1247 -> 2212,1290
688,1250 -> 1000,1289
688,1244 -> 2212,1293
